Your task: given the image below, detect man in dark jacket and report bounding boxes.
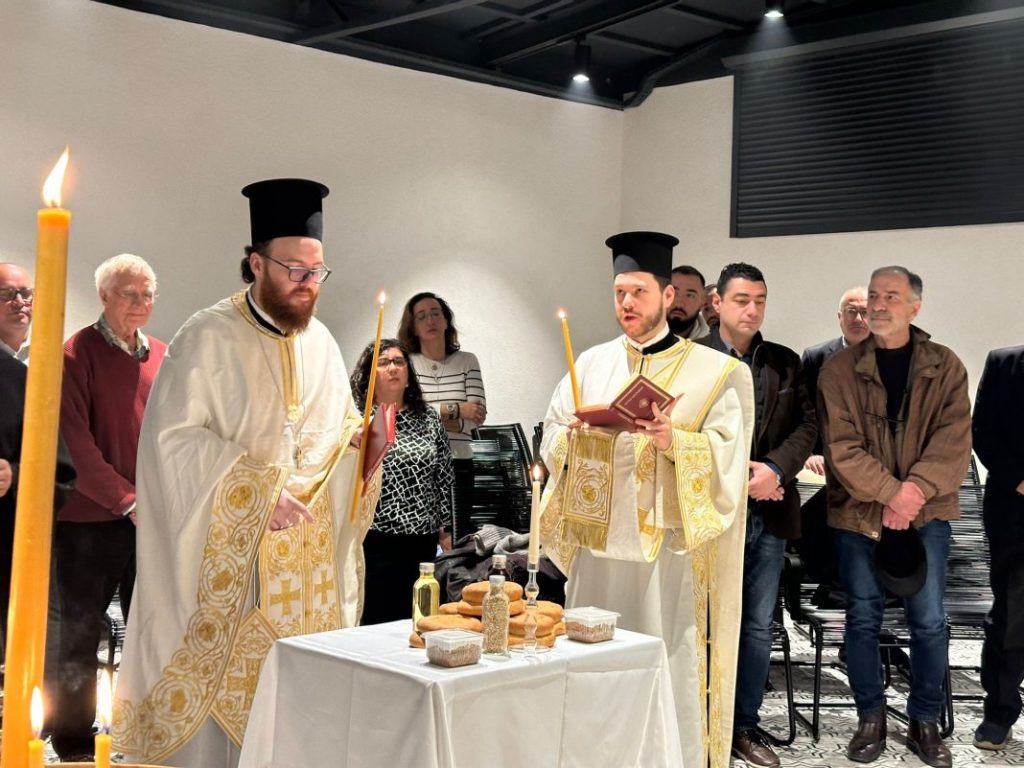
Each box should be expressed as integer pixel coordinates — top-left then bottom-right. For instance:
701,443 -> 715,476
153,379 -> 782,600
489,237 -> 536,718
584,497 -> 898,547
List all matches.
818,266 -> 971,767
972,345 -> 1024,750
699,263 -> 817,768
0,352 -> 76,644
797,287 -> 869,586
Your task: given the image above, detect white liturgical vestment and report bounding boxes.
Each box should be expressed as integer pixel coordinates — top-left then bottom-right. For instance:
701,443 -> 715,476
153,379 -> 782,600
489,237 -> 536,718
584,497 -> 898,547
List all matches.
541,334 -> 754,768
114,292 -> 378,767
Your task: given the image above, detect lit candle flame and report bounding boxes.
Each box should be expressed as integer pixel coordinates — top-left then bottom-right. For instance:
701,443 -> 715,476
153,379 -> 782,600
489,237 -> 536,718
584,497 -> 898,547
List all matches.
42,147 -> 70,208
532,463 -> 543,482
98,669 -> 112,731
378,291 -> 386,306
30,686 -> 43,738
557,308 -> 566,320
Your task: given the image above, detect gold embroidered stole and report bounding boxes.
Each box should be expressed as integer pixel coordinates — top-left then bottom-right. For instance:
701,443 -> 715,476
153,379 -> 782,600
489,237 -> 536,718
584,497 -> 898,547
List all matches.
211,457 -> 343,746
113,457 -> 288,761
540,343 -> 744,768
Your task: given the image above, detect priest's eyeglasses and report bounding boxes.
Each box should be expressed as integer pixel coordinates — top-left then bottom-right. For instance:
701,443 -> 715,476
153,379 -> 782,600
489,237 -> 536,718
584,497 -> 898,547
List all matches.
0,288 -> 34,303
261,253 -> 332,284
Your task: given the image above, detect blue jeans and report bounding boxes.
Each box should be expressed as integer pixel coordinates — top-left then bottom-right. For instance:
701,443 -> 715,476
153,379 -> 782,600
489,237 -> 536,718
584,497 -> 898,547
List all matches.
834,520 -> 950,720
734,510 -> 787,731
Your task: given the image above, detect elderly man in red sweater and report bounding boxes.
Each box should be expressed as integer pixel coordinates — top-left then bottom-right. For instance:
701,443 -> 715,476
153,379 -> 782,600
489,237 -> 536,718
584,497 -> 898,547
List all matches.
51,253 -> 167,761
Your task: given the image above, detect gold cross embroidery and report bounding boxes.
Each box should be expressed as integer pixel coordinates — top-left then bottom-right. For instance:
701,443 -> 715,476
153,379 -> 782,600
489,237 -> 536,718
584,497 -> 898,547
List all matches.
313,568 -> 335,606
269,578 -> 301,616
226,657 -> 263,710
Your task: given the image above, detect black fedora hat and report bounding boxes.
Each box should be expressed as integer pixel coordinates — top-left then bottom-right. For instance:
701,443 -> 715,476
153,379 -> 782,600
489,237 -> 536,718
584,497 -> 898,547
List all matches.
874,526 -> 927,597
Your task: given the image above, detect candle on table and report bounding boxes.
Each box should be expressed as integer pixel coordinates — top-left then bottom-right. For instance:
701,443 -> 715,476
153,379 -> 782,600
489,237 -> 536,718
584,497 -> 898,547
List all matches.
558,309 -> 582,411
528,464 -> 544,566
29,687 -> 45,768
349,291 -> 386,522
0,148 -> 71,768
95,670 -> 112,768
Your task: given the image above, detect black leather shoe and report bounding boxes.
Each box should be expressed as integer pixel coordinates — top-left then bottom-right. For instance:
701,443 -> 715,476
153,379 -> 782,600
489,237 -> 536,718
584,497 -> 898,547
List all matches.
847,708 -> 887,763
907,719 -> 952,768
732,729 -> 781,768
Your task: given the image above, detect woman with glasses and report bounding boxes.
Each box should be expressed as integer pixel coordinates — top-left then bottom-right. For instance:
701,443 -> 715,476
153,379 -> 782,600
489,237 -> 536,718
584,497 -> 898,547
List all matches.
398,293 -> 486,539
350,338 -> 454,625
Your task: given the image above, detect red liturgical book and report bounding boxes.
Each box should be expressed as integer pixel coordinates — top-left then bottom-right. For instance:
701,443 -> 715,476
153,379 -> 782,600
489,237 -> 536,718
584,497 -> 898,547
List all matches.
574,375 -> 676,432
362,403 -> 397,488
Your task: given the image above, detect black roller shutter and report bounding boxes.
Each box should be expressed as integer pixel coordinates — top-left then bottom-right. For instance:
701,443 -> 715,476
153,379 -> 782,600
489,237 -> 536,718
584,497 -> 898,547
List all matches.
731,18 -> 1024,237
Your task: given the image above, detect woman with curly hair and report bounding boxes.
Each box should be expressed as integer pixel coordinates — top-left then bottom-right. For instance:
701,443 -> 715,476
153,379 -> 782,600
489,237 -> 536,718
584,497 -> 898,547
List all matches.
350,338 -> 454,624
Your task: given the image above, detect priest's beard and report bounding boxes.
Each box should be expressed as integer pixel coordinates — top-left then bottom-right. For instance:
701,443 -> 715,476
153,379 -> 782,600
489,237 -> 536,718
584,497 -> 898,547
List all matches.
619,303 -> 665,342
668,313 -> 697,336
258,280 -> 317,333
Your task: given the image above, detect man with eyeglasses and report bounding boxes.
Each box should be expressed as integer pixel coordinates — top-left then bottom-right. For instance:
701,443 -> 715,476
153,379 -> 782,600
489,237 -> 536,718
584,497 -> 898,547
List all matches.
818,267 -> 971,767
795,288 -> 869,593
115,179 -> 374,768
0,262 -> 34,362
0,261 -> 76,730
51,253 -> 167,761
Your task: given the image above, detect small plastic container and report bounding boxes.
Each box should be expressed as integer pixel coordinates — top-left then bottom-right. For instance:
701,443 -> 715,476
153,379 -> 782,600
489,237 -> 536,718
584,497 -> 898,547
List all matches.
424,629 -> 483,667
563,607 -> 620,643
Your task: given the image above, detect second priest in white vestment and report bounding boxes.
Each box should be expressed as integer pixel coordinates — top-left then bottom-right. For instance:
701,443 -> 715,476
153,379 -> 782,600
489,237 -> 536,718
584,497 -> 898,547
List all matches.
541,231 -> 755,768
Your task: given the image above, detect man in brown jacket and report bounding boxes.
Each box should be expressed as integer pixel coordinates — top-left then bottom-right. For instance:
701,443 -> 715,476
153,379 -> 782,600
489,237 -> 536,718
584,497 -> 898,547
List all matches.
818,266 -> 971,768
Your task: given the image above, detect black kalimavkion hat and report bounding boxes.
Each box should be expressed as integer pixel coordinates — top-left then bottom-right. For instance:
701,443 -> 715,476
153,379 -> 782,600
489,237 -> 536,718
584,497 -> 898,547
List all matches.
241,178 -> 329,245
605,231 -> 678,280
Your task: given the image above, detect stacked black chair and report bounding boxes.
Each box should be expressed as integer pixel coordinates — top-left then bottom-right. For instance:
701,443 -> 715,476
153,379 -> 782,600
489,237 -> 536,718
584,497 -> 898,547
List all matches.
454,423 -> 533,542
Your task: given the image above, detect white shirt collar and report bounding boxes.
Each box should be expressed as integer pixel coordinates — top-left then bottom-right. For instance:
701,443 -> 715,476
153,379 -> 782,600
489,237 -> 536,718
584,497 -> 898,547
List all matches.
0,337 -> 29,364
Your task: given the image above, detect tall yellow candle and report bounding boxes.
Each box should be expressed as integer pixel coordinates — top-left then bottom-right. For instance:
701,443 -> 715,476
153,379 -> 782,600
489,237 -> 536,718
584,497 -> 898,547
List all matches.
28,687 -> 44,768
527,464 -> 543,566
95,670 -> 112,768
558,309 -> 582,411
0,149 -> 71,768
348,291 -> 386,523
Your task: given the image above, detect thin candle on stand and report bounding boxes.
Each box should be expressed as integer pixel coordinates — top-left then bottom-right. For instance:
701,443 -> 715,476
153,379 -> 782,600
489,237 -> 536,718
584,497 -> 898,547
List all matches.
96,670 -> 112,768
558,309 -> 582,411
29,687 -> 44,768
519,464 -> 546,653
349,291 -> 386,523
0,148 -> 71,768
528,464 -> 543,566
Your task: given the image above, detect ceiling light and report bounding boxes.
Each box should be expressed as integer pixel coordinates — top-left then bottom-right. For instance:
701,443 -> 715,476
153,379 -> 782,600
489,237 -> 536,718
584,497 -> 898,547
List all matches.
764,1 -> 784,19
572,40 -> 591,84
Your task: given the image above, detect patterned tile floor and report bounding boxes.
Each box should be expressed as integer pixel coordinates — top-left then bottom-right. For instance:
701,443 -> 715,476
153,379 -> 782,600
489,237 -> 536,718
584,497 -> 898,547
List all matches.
751,624 -> 1020,768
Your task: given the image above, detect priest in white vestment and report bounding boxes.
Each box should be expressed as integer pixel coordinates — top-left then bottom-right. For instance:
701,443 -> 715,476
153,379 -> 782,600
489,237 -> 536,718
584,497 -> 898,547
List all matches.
114,179 -> 378,768
540,231 -> 755,768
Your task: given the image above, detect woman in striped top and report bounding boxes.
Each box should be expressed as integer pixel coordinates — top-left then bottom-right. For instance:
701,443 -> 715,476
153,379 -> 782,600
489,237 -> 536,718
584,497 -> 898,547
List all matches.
398,293 -> 486,533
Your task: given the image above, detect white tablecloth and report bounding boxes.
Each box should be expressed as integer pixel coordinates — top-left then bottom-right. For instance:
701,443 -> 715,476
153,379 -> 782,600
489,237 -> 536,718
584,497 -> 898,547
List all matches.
238,620 -> 682,768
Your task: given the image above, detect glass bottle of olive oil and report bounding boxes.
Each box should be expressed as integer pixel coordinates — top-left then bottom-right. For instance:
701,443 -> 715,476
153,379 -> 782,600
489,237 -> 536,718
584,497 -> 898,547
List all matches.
412,562 -> 440,632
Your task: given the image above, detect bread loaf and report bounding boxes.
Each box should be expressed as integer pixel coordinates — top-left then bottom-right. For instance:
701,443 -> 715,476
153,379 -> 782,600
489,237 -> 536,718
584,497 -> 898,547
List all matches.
461,580 -> 524,605
417,614 -> 483,633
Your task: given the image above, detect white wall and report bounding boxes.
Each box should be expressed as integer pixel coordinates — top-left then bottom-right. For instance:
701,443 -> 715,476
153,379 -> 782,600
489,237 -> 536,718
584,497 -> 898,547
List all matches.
0,0 -> 624,430
5,1 -> 1017,430
621,76 -> 1022,394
